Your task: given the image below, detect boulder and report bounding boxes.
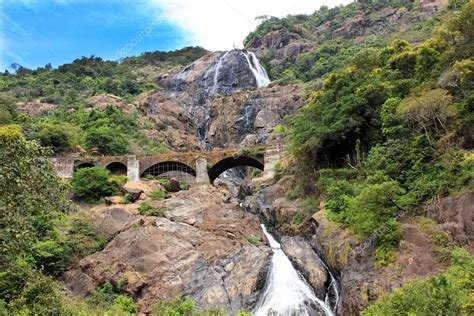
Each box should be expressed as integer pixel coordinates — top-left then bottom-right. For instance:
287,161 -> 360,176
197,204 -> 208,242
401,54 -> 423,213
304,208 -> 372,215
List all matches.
423,192 -> 474,245
280,236 -> 329,299
104,196 -> 123,206
163,178 -> 181,193
122,187 -> 143,202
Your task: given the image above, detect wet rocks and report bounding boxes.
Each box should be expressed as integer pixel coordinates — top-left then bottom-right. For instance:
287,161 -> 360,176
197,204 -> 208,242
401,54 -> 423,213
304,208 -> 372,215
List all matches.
157,50 -> 260,105
281,236 -> 329,299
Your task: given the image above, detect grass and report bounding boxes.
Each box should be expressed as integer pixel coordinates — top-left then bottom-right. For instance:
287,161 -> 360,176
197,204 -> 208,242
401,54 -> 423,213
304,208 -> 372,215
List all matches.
149,189 -> 166,200
138,203 -> 165,217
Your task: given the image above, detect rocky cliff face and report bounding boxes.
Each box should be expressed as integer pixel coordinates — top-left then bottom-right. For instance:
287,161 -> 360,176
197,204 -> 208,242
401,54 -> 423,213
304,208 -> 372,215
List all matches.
138,50 -> 306,150
64,183 -> 271,314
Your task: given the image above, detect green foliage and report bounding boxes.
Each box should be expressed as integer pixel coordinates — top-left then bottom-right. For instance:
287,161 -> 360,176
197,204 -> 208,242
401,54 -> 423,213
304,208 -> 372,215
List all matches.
84,126 -> 129,155
0,93 -> 18,124
118,276 -> 129,291
0,47 -> 207,105
149,188 -> 167,201
272,124 -> 287,134
72,166 -> 125,202
88,282 -> 137,314
179,180 -> 190,190
286,186 -> 301,200
138,203 -> 165,217
289,0 -> 474,253
0,125 -> 105,314
246,236 -> 260,245
29,122 -> 77,154
151,296 -> 226,316
273,161 -> 283,181
363,248 -> 474,316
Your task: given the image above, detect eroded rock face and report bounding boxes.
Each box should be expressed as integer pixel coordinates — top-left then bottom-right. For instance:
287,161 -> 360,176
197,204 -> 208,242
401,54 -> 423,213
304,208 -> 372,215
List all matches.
64,185 -> 271,313
157,50 -> 260,106
281,236 -> 329,299
247,29 -> 313,63
206,83 -> 306,147
423,192 -> 474,247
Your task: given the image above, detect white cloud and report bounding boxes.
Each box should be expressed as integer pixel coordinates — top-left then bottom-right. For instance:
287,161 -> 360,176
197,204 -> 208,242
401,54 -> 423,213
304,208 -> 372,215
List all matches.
147,0 -> 352,51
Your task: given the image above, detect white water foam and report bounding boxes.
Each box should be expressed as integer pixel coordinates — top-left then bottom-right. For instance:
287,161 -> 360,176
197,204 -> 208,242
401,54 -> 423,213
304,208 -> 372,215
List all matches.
254,225 -> 334,316
241,51 -> 270,88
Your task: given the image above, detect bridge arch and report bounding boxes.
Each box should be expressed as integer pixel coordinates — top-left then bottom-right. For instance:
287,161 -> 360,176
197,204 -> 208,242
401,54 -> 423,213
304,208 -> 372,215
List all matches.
208,156 -> 264,183
141,161 -> 196,180
106,162 -> 127,175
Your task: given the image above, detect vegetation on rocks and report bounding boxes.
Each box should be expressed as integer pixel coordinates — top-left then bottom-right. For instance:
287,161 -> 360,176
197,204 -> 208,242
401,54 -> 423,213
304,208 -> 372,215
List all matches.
287,0 -> 473,257
363,248 -> 474,316
138,202 -> 165,217
72,166 -> 126,202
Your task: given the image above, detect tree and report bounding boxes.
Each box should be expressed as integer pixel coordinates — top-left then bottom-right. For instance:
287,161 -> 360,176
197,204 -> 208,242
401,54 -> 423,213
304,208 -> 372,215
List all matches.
0,125 -> 71,309
0,94 -> 17,125
30,122 -> 77,155
71,166 -> 125,202
397,89 -> 456,148
84,126 -> 129,155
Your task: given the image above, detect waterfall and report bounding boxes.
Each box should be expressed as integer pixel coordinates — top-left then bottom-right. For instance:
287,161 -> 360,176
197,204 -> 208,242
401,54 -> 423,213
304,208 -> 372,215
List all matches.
211,51 -> 230,94
241,51 -> 270,88
254,225 -> 334,316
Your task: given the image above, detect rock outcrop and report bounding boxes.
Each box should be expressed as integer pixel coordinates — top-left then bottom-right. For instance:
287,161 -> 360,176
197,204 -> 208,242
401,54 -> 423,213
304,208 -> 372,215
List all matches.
157,50 -> 262,106
281,236 -> 329,299
423,192 -> 474,248
64,184 -> 271,313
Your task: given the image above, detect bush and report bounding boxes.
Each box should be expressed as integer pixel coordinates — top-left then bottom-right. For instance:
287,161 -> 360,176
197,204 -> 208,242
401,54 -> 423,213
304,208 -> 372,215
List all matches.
88,281 -> 136,314
286,186 -> 301,200
363,248 -> 474,315
72,166 -> 125,202
110,295 -> 137,314
179,180 -> 190,190
151,296 -> 227,315
149,189 -> 166,201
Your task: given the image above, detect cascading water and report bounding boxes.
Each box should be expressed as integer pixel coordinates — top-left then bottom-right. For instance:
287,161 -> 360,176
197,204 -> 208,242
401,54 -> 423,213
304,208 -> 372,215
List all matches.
211,51 -> 230,94
254,225 -> 334,316
241,51 -> 270,88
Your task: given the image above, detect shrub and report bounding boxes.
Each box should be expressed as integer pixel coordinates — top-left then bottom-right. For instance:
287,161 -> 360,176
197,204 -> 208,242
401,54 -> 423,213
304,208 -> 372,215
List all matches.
363,248 -> 474,315
138,203 -> 165,217
110,295 -> 136,314
72,166 -> 125,202
286,187 -> 301,200
179,180 -> 189,190
273,161 -> 283,181
149,189 -> 166,201
151,297 -> 196,315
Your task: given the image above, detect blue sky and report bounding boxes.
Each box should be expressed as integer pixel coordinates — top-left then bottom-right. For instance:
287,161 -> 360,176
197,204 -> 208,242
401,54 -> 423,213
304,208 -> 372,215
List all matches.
1,0 -> 187,70
1,0 -> 351,71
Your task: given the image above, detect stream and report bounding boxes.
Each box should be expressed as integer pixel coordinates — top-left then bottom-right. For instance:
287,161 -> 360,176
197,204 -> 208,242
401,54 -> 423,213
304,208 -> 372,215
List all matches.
253,225 -> 335,316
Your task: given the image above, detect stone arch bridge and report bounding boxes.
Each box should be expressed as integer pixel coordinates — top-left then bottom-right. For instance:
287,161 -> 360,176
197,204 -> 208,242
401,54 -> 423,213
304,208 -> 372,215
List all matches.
51,145 -> 281,184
